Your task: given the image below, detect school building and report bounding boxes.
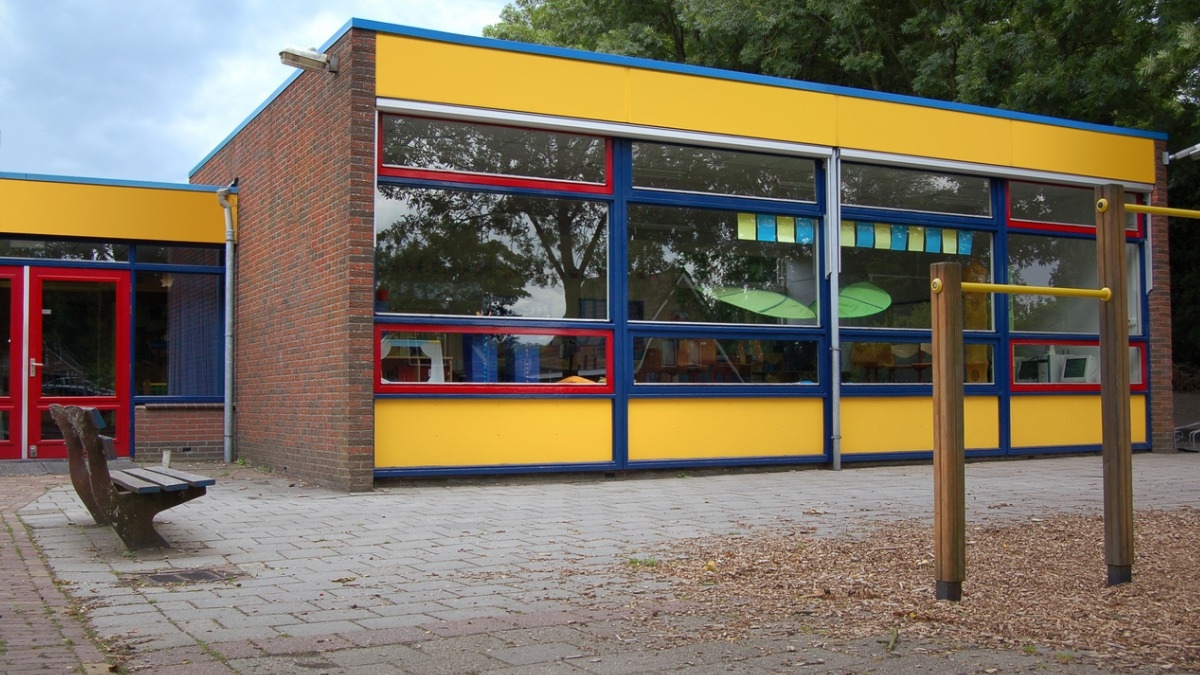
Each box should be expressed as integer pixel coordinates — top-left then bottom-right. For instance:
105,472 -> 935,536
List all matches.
0,19 -> 1175,491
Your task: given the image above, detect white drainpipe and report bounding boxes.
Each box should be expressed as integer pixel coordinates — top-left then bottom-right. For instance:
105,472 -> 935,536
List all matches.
216,182 -> 236,464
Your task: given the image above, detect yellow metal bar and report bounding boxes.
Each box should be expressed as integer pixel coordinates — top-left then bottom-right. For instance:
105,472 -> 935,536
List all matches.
932,278 -> 1111,301
1096,198 -> 1200,220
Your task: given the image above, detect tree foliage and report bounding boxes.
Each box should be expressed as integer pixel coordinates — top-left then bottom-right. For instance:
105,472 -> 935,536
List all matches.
485,0 -> 1200,367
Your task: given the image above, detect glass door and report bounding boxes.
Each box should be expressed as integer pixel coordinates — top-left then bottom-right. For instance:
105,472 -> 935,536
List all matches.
26,268 -> 129,459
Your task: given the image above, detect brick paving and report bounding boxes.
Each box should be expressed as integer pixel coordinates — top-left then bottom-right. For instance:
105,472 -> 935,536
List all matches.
0,475 -> 109,674
4,453 -> 1200,673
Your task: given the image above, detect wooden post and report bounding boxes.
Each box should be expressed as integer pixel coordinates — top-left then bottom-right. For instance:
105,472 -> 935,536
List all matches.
931,262 -> 966,601
1096,185 -> 1134,585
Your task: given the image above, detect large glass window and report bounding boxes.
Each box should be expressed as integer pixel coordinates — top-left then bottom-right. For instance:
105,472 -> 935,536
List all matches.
842,164 -> 992,217
839,224 -> 993,330
627,205 -> 818,326
379,115 -> 607,185
1008,235 -> 1142,334
633,335 -> 818,384
632,143 -> 817,201
378,328 -> 609,387
135,272 -> 223,396
136,246 -> 222,266
375,186 -> 609,319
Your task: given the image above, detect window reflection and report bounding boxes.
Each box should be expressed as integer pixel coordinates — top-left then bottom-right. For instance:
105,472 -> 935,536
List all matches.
632,142 -> 817,201
842,164 -> 991,216
841,341 -> 993,384
628,205 -> 818,326
840,226 -> 992,329
380,115 -> 606,184
633,336 -> 818,384
375,187 -> 609,319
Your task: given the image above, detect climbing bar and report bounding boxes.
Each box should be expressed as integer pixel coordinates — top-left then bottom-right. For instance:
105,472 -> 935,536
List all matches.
931,278 -> 1111,301
1096,199 -> 1200,220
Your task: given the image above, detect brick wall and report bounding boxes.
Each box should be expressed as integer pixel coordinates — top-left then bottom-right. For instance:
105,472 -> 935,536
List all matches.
1150,139 -> 1174,451
134,404 -> 224,463
190,30 -> 377,491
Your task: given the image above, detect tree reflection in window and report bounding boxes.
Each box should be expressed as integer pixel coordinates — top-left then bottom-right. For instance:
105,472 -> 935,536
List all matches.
375,186 -> 608,319
842,163 -> 991,217
627,204 -> 818,325
633,142 -> 817,201
380,115 -> 606,184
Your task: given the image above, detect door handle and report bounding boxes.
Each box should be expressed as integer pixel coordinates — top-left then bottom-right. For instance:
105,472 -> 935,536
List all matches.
29,358 -> 43,377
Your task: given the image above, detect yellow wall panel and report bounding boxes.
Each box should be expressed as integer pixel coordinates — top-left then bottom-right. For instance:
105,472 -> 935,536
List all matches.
1011,395 -> 1147,447
1012,123 -> 1156,186
625,70 -> 838,146
375,398 -> 612,468
0,178 -> 230,244
841,397 -> 999,454
837,99 -> 1014,168
627,397 -> 824,461
375,34 -> 1156,184
377,36 -> 629,123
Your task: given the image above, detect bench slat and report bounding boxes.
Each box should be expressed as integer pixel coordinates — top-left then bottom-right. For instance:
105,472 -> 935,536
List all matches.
122,467 -> 189,492
140,466 -> 216,488
109,470 -> 161,494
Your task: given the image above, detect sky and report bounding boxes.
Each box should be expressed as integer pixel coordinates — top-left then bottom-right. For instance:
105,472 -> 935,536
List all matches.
0,0 -> 510,184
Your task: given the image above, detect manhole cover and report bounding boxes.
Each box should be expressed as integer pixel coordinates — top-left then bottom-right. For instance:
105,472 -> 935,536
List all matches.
124,566 -> 242,586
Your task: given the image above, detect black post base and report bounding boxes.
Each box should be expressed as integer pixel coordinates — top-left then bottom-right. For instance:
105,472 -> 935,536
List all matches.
1107,565 -> 1132,586
935,580 -> 962,601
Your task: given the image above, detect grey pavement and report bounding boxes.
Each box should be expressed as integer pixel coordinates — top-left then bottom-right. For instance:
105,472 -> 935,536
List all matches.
12,453 -> 1200,674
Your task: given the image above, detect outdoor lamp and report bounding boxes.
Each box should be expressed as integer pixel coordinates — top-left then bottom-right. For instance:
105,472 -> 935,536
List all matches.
279,46 -> 338,73
1164,141 -> 1200,165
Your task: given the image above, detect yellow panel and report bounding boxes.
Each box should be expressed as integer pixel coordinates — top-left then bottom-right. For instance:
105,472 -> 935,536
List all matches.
838,98 -> 1015,168
1013,122 -> 1156,186
628,397 -> 824,461
0,178 -> 231,244
1011,394 -> 1148,447
376,34 -> 1156,185
625,69 -> 838,146
841,397 -> 999,454
375,398 -> 612,468
377,36 -> 628,123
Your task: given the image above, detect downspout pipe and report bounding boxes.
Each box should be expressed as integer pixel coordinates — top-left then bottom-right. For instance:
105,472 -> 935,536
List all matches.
216,181 -> 237,464
826,150 -> 843,471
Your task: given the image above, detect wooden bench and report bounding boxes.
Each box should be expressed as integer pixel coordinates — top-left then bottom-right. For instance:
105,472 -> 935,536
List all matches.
49,404 -> 214,550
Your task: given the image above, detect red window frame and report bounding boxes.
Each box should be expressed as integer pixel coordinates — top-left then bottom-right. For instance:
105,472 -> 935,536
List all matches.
1009,338 -> 1146,393
375,324 -> 614,395
377,114 -> 613,196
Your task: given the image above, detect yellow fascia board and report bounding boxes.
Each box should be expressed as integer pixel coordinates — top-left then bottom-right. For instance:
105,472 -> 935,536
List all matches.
376,33 -> 1157,185
0,177 -> 232,245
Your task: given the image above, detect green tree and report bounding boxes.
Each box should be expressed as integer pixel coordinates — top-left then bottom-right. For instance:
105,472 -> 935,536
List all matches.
486,0 -> 1200,369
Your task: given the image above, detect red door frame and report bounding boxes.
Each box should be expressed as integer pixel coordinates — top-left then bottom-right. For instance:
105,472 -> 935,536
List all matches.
0,269 -> 23,460
23,267 -> 130,460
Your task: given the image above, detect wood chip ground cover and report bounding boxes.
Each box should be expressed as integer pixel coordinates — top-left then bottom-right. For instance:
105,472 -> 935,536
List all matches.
620,508 -> 1200,671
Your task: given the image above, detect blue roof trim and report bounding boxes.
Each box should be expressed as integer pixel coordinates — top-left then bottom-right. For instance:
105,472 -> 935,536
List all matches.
355,18 -> 1166,141
0,171 -> 227,192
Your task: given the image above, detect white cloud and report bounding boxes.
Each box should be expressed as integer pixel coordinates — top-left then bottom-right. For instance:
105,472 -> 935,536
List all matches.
0,0 -> 509,183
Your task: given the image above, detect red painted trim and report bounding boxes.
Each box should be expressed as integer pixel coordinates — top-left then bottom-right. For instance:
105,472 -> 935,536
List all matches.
375,323 -> 614,395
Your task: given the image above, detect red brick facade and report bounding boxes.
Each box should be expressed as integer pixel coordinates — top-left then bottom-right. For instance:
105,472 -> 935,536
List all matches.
1150,140 -> 1174,451
134,404 -> 224,463
190,30 -> 377,491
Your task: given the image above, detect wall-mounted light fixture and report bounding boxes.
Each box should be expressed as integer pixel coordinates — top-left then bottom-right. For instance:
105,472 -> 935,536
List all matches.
1164,141 -> 1200,165
279,46 -> 338,74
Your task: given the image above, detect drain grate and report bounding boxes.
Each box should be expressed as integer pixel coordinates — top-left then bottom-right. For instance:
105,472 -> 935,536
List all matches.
125,566 -> 242,586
